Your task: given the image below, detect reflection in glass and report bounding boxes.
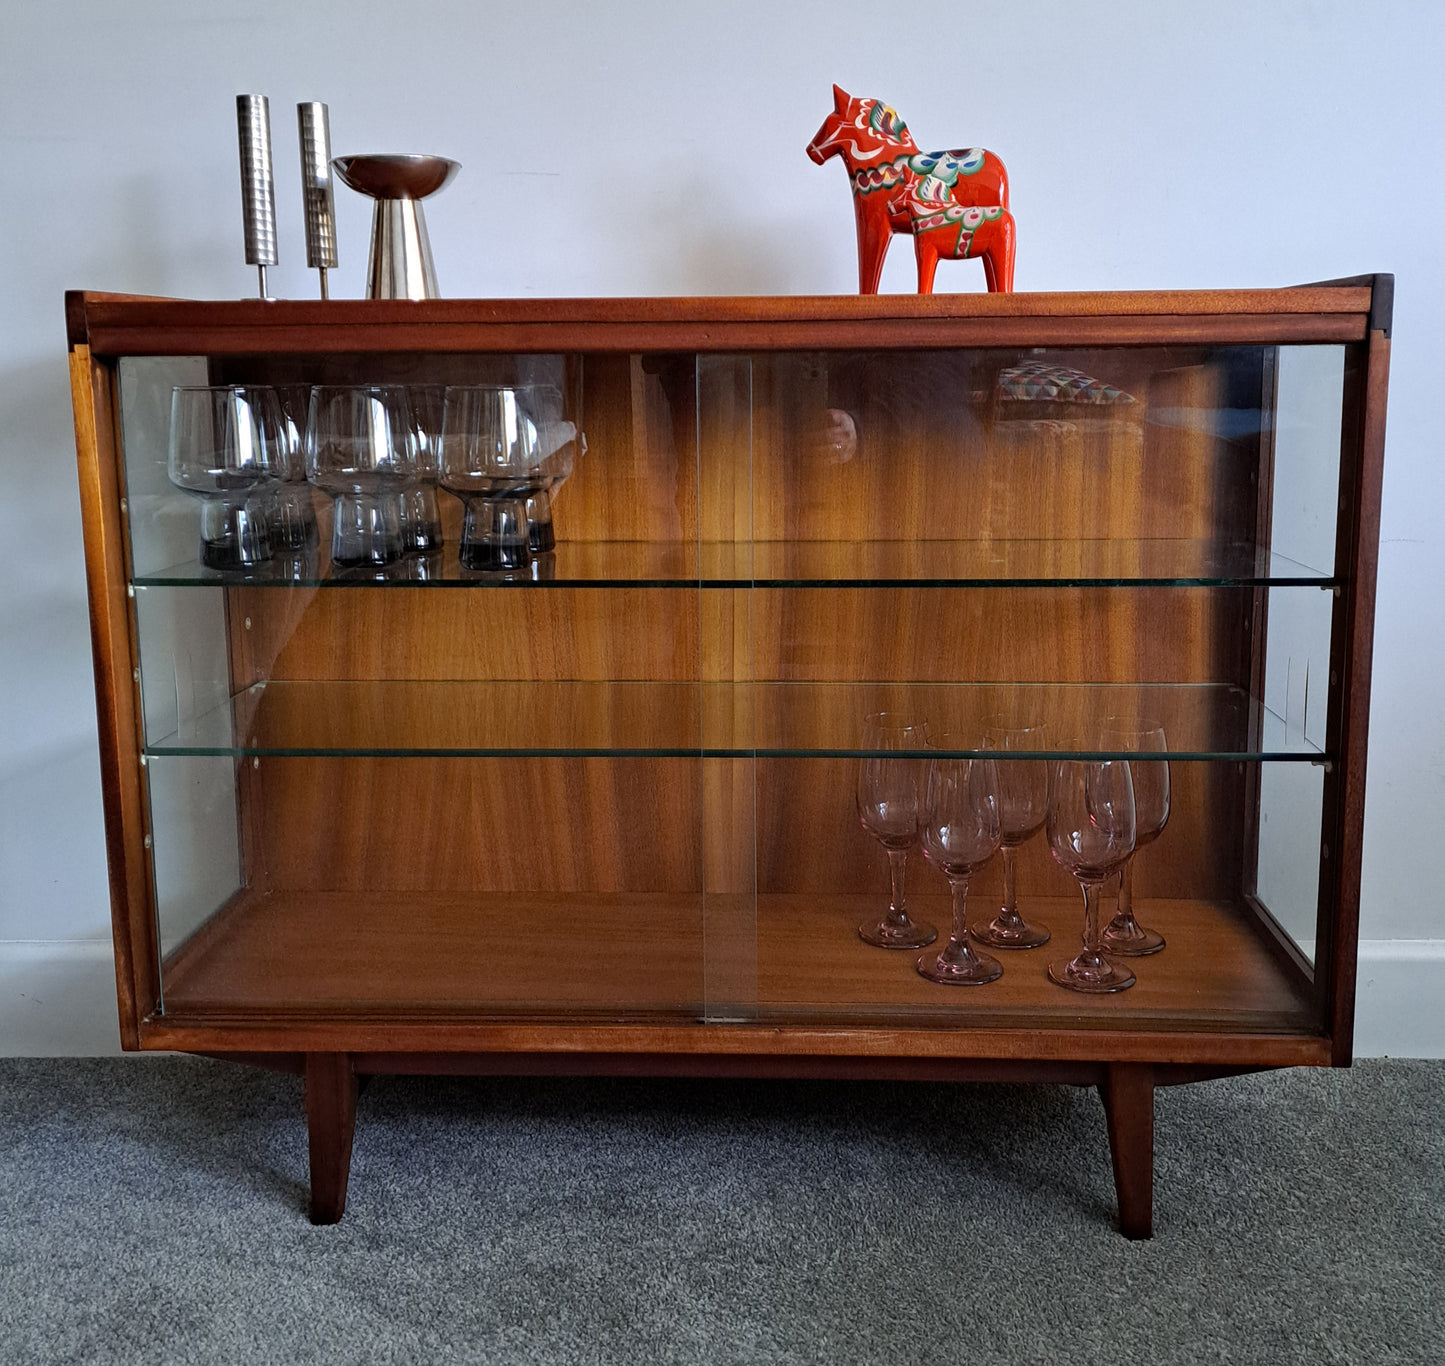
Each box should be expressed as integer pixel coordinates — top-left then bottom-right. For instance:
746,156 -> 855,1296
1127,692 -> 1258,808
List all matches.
855,712 -> 936,950
971,721 -> 1051,950
1046,758 -> 1137,993
168,386 -> 275,570
306,385 -> 416,568
917,746 -> 1003,985
1100,722 -> 1170,957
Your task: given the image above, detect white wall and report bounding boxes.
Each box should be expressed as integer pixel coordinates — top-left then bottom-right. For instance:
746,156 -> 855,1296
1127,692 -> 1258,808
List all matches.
2,0 -> 1442,1054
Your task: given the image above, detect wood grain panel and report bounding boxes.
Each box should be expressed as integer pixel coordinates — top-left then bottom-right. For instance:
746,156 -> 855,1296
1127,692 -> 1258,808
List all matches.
235,586 -> 698,683
157,888 -> 1313,1037
140,1019 -> 1331,1068
1323,330 -> 1391,1062
70,289 -> 1373,359
747,349 -> 1250,544
249,756 -> 701,894
751,586 -> 1249,684
569,354 -> 698,542
165,892 -> 705,1015
70,348 -> 155,1046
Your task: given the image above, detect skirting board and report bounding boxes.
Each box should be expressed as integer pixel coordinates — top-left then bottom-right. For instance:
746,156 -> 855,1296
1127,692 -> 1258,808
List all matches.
3,939 -> 1444,1058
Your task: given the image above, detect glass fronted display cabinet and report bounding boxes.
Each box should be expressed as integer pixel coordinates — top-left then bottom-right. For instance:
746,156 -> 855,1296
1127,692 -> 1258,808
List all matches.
67,282 -> 1390,1233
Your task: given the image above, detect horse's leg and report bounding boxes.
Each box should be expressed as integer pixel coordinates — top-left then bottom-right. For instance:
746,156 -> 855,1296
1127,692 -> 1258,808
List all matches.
854,198 -> 890,294
994,212 -> 1016,293
982,244 -> 999,293
914,235 -> 940,295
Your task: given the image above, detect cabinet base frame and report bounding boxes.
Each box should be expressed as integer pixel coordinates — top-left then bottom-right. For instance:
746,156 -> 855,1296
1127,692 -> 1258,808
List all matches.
194,1049 -> 1285,1234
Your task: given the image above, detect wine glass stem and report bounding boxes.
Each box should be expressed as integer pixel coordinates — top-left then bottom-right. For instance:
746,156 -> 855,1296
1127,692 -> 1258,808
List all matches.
1081,878 -> 1103,954
887,847 -> 909,921
1001,844 -> 1018,920
948,874 -> 972,942
1118,856 -> 1136,925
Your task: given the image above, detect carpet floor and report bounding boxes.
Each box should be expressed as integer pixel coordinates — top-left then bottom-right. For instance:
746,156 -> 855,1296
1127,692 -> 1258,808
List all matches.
0,1057 -> 1440,1364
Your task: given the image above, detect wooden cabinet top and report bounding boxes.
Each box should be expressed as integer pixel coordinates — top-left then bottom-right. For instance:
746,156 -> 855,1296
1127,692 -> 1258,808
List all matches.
65,280 -> 1391,356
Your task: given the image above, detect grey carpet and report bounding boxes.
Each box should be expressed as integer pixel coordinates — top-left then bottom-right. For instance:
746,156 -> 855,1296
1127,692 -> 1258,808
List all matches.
0,1058 -> 1440,1365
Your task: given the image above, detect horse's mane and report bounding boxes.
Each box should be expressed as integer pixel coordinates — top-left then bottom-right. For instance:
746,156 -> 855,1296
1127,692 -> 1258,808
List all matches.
864,99 -> 911,145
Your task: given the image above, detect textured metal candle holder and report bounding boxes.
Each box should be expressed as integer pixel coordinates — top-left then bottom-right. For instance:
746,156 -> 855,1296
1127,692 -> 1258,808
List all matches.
297,103 -> 338,299
236,95 -> 278,299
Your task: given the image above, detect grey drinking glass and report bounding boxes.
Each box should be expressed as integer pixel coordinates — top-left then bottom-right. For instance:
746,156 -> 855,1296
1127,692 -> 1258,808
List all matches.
855,712 -> 937,950
167,385 -> 276,570
917,744 -> 1003,985
1099,721 -> 1170,957
305,385 -> 416,568
1046,758 -> 1137,993
259,385 -> 319,553
401,384 -> 446,555
439,385 -> 549,571
971,721 -> 1051,950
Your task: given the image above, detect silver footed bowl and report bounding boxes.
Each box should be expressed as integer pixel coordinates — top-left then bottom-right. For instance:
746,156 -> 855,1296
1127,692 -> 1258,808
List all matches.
331,154 -> 460,200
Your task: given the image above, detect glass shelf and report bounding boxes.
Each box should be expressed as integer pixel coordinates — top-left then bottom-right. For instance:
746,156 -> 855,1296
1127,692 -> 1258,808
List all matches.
131,539 -> 1336,590
143,680 -> 1327,760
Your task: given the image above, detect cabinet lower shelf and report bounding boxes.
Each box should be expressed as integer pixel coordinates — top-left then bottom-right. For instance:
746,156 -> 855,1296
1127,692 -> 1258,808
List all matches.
159,889 -> 1316,1040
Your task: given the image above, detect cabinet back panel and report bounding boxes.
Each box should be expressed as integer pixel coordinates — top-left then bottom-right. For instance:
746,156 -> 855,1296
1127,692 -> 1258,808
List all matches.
753,586 -> 1248,685
231,587 -> 699,684
741,349 -> 1262,545
251,757 -> 701,894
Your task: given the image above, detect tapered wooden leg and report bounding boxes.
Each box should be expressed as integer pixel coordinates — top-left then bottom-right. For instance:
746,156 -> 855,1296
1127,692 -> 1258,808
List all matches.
1100,1062 -> 1154,1239
305,1052 -> 357,1225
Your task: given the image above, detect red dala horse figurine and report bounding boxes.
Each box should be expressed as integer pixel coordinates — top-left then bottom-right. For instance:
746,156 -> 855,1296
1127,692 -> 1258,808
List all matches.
806,85 -> 1014,294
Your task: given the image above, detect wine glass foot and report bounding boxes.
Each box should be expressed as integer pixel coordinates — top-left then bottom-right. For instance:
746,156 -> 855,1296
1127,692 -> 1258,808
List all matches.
858,914 -> 937,950
917,939 -> 1003,985
970,912 -> 1050,950
1100,915 -> 1166,957
1047,951 -> 1135,994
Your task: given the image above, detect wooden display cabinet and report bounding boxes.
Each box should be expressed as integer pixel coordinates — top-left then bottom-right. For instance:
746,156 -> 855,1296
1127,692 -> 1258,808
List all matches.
67,282 -> 1390,1234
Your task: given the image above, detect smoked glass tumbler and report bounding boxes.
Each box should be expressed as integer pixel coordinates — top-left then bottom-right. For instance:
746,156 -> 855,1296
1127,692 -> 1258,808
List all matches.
917,748 -> 1004,985
971,721 -> 1052,949
439,385 -> 549,571
1100,722 -> 1171,957
1046,758 -> 1138,993
305,385 -> 416,568
401,384 -> 446,555
167,385 -> 276,570
258,385 -> 319,553
855,712 -> 937,950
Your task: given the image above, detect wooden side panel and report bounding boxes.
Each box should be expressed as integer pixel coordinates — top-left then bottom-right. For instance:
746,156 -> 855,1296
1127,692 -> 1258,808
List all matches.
70,346 -> 157,1043
1322,329 -> 1391,1063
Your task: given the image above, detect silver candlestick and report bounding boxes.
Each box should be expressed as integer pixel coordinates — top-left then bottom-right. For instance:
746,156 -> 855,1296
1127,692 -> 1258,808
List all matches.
331,154 -> 460,300
297,102 -> 338,299
236,95 -> 278,300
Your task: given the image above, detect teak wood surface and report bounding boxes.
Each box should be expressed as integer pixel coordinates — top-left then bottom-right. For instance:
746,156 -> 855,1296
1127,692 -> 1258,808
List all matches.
68,287 -> 1388,1088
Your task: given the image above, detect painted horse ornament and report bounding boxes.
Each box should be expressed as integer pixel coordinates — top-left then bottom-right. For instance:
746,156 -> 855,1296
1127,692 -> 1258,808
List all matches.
806,85 -> 1015,294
